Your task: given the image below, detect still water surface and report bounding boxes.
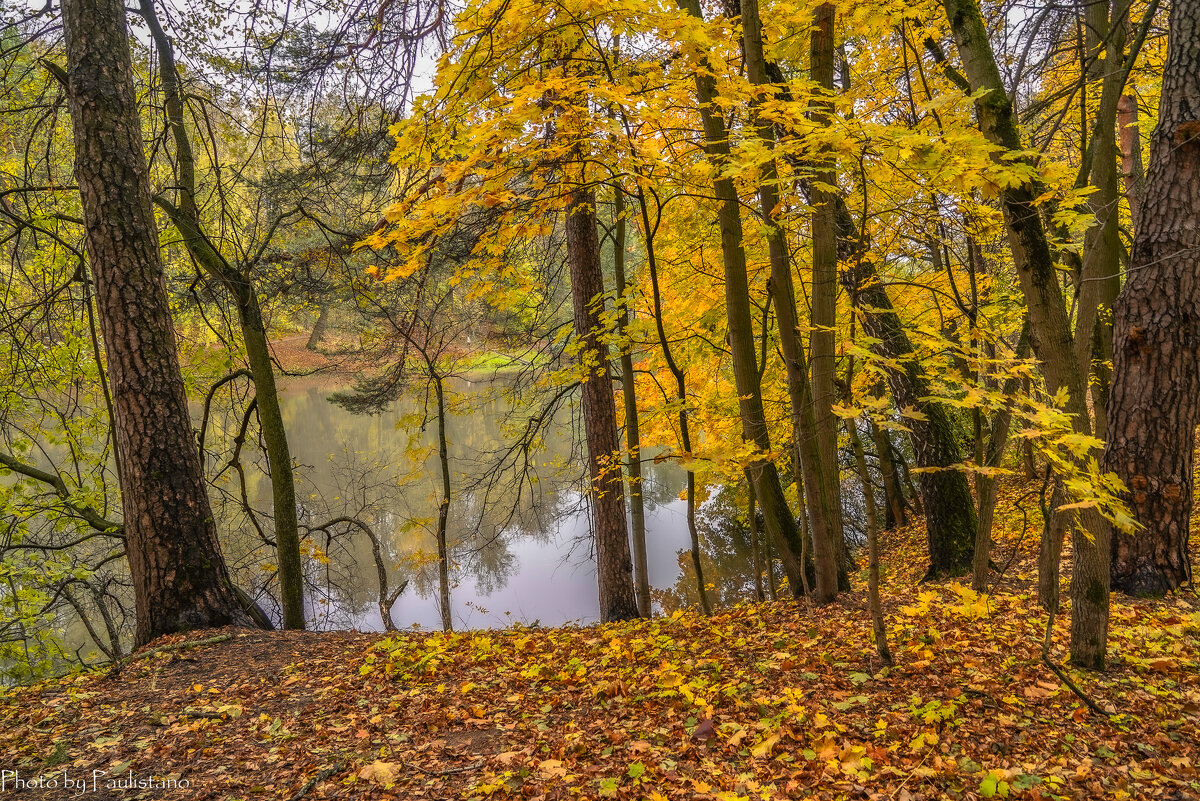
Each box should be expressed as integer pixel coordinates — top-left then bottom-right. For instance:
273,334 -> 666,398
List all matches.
229,377 -> 706,631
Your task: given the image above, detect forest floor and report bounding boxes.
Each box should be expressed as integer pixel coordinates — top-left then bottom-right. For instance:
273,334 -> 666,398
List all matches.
1,480 -> 1198,800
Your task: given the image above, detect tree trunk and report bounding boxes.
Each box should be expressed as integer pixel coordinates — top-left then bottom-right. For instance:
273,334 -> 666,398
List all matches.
307,304 -> 331,351
1118,94 -> 1145,229
434,374 -> 454,630
1038,484 -> 1070,611
972,324 -> 1030,592
1073,0 -> 1130,440
61,0 -> 250,646
808,2 -> 849,595
747,475 -> 765,602
740,0 -> 841,603
636,186 -> 712,615
612,185 -> 651,617
1103,0 -> 1200,596
847,413 -> 892,665
871,421 -> 908,529
943,0 -> 1110,670
677,0 -> 809,599
139,0 -> 306,629
566,186 -> 640,622
838,206 -> 977,579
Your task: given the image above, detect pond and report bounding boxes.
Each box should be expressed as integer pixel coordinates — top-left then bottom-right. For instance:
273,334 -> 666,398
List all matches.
209,374 -> 763,633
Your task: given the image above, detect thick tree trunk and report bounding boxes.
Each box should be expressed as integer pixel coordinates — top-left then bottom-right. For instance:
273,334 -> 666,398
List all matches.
943,0 -> 1110,669
612,186 -> 651,616
307,304 -> 331,351
741,0 -> 841,603
61,0 -> 250,646
1103,0 -> 1200,596
677,0 -> 809,598
566,187 -> 640,622
837,201 -> 977,579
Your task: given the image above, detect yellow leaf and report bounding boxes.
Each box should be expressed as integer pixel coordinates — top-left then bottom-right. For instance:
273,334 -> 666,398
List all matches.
357,761 -> 399,785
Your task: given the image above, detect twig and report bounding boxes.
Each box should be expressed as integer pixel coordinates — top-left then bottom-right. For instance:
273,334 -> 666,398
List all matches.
402,759 -> 484,776
135,633 -> 236,660
888,751 -> 931,799
1043,656 -> 1106,718
105,633 -> 238,678
287,761 -> 347,801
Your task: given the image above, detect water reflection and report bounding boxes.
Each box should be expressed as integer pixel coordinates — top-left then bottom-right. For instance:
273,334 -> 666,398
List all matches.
209,377 -> 709,631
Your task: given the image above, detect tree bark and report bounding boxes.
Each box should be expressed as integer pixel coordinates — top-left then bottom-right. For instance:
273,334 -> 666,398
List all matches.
1073,0 -> 1130,440
1103,0 -> 1200,596
871,421 -> 908,530
808,2 -> 848,595
307,304 -> 331,351
741,0 -> 841,603
943,0 -> 1110,669
138,0 -> 306,629
612,185 -> 651,617
566,186 -> 640,622
1118,94 -> 1145,231
61,0 -> 250,646
677,0 -> 809,599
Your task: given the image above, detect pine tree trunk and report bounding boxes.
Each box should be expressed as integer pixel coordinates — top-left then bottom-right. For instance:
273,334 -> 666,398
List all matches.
61,0 -> 250,646
566,187 -> 640,622
1103,0 -> 1200,596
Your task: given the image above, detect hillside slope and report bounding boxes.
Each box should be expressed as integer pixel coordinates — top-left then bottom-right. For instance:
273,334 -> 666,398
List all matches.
2,487 -> 1198,800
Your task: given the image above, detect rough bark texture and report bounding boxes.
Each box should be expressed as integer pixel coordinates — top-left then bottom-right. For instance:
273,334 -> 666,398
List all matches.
566,187 -> 640,622
62,0 -> 250,646
943,0 -> 1110,669
677,0 -> 809,598
741,0 -> 840,603
1103,0 -> 1200,596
